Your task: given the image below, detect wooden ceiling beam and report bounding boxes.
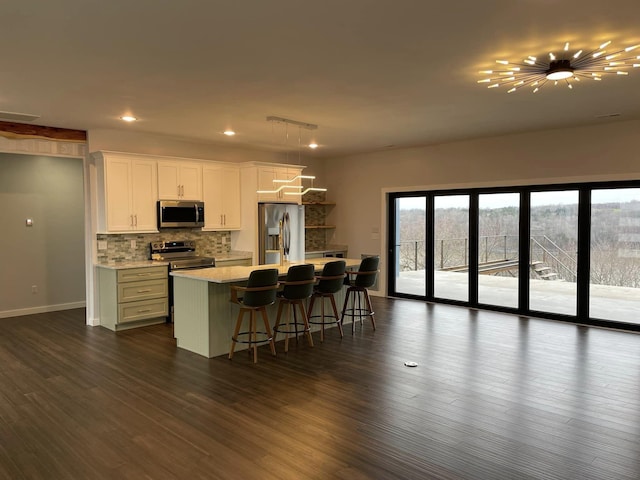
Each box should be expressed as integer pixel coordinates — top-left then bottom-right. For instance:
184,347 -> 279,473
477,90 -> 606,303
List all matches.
0,121 -> 86,142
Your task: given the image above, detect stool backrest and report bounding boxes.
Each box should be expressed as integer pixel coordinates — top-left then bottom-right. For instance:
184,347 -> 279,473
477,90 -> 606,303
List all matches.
318,260 -> 346,294
243,268 -> 279,307
354,256 -> 379,288
283,264 -> 315,300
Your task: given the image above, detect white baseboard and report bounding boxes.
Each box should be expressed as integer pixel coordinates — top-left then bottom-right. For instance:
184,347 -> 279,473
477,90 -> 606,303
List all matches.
0,301 -> 86,319
86,316 -> 100,327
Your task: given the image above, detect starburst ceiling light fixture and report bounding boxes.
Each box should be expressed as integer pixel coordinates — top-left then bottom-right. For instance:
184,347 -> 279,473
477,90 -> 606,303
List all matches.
257,116 -> 327,196
478,40 -> 640,93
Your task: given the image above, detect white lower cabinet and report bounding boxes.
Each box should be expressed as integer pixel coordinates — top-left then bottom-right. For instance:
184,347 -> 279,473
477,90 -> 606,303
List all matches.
98,265 -> 168,331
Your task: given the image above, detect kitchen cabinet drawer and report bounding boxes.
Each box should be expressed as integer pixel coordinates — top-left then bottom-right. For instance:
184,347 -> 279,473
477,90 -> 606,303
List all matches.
118,279 -> 168,302
98,264 -> 169,331
118,298 -> 168,324
117,266 -> 167,283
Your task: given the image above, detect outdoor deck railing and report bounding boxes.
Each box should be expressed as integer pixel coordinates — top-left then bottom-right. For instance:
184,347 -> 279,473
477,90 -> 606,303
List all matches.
397,234 -> 578,281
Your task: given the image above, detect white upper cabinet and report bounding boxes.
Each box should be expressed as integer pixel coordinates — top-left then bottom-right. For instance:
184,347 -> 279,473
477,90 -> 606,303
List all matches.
257,165 -> 303,204
94,152 -> 158,233
202,164 -> 241,230
157,160 -> 202,200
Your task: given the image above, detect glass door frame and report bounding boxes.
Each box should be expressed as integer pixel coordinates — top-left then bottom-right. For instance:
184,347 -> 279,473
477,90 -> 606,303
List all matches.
387,181 -> 640,333
387,192 -> 432,299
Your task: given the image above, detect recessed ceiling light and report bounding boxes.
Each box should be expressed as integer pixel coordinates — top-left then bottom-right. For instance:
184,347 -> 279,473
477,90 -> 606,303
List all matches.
308,143 -> 318,149
120,115 -> 137,122
223,130 -> 235,136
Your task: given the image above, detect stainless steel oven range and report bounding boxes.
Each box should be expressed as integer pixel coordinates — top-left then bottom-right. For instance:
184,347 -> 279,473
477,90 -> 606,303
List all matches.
150,240 -> 215,321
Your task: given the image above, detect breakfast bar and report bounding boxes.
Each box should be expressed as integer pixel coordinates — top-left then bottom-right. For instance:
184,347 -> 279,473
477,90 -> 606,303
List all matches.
171,258 -> 362,358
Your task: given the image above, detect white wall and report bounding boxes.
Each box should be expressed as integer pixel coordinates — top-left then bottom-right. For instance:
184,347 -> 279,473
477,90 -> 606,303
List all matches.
322,119 -> 640,295
0,153 -> 86,317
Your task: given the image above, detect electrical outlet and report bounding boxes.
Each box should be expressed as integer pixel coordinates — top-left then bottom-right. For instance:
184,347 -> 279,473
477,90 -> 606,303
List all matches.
130,240 -> 137,249
32,285 -> 38,294
97,240 -> 107,250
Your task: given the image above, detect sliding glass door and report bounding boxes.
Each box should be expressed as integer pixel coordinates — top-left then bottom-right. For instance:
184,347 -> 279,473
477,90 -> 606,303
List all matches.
387,181 -> 640,332
478,193 -> 519,308
590,188 -> 640,324
392,196 -> 427,296
434,195 -> 469,302
529,190 -> 578,315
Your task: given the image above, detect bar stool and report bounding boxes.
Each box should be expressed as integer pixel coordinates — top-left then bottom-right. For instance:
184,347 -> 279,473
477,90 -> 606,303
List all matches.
341,256 -> 379,333
229,268 -> 279,363
307,260 -> 346,342
272,264 -> 315,352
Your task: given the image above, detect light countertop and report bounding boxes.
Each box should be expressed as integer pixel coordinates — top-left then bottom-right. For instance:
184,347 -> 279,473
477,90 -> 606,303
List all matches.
96,260 -> 169,270
171,257 -> 361,284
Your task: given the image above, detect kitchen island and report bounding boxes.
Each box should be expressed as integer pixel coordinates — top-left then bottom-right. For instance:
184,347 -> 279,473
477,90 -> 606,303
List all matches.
171,258 -> 362,358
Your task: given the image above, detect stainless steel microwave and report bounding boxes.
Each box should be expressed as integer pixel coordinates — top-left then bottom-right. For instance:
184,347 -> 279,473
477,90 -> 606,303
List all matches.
157,200 -> 204,228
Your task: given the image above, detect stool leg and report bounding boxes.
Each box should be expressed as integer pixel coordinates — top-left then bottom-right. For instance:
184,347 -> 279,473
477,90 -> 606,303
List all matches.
272,300 -> 285,345
229,308 -> 245,360
307,294 -> 318,341
250,310 -> 258,363
364,289 -> 376,330
292,302 -> 300,341
320,296 -> 325,342
340,288 -> 351,331
329,293 -> 344,338
307,294 -> 317,322
260,307 -> 276,357
298,300 -> 314,347
284,301 -> 291,353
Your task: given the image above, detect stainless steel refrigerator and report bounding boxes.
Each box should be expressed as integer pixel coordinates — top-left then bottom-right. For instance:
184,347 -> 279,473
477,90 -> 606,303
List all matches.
258,203 -> 305,264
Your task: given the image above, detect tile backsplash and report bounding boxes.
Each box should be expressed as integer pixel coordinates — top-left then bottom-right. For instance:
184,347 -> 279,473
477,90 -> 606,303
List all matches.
97,230 -> 231,263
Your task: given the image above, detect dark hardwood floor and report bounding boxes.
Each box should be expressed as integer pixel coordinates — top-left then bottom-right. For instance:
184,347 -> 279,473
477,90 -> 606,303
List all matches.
1,298 -> 639,479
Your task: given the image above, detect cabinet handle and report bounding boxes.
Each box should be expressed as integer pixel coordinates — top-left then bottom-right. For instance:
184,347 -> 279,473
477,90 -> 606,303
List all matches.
130,214 -> 134,227
136,273 -> 153,276
223,214 -> 226,225
181,185 -> 184,196
137,309 -> 152,313
220,214 -> 223,225
134,214 -> 138,227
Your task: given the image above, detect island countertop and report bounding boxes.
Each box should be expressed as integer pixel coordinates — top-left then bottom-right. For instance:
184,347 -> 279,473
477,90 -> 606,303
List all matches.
171,257 -> 362,283
172,257 -> 365,358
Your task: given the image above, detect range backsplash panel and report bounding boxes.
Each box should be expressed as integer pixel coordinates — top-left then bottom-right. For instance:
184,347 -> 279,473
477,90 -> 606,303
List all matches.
97,230 -> 231,263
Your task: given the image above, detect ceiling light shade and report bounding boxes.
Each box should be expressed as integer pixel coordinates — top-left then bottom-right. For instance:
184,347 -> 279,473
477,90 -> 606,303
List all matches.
546,59 -> 574,80
223,130 -> 235,136
260,116 -> 327,196
120,115 -> 137,122
478,40 -> 639,93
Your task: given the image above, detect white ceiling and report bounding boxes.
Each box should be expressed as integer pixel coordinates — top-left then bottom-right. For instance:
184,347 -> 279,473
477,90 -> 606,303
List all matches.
1,0 -> 639,157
